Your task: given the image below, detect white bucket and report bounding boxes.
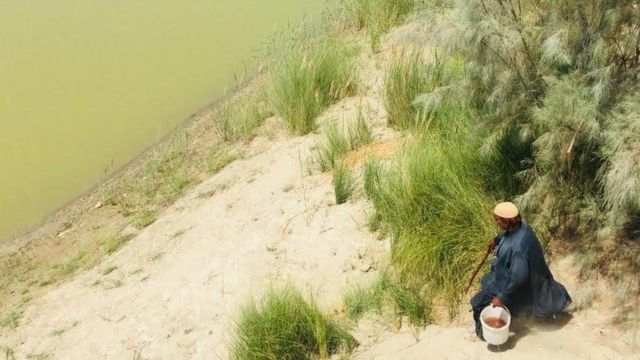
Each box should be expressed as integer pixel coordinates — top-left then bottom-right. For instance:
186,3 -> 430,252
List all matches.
480,305 -> 511,345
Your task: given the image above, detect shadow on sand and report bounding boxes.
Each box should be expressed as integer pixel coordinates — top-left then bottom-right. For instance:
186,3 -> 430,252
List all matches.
487,312 -> 574,352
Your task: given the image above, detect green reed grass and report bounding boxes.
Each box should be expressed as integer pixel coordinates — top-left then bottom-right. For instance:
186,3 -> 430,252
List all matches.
349,105 -> 373,149
343,269 -> 430,325
271,37 -> 357,135
314,123 -> 351,172
363,158 -> 382,200
370,134 -> 495,314
343,0 -> 417,49
333,160 -> 355,205
372,78 -> 495,311
384,51 -> 431,129
231,286 -> 357,360
314,109 -> 372,172
215,96 -> 270,142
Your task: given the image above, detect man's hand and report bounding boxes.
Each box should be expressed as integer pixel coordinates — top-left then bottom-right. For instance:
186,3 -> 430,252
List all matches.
491,297 -> 505,308
487,238 -> 496,253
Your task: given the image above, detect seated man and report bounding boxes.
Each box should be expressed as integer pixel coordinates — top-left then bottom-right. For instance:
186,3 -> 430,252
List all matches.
469,202 -> 572,341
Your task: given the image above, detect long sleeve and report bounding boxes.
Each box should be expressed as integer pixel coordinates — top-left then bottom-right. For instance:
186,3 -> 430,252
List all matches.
497,251 -> 529,304
493,232 -> 504,247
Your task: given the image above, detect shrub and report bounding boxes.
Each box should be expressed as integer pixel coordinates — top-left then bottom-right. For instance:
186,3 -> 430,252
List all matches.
271,37 -> 357,134
231,286 -> 357,360
600,98 -> 640,235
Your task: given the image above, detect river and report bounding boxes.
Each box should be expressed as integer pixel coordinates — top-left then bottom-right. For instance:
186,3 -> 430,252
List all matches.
0,0 -> 324,241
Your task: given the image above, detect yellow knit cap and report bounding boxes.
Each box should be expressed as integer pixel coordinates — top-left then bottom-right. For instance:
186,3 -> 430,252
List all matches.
493,202 -> 519,218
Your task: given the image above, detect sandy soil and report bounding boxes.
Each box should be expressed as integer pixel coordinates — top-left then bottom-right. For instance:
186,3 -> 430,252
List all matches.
351,262 -> 640,360
3,97 -> 638,359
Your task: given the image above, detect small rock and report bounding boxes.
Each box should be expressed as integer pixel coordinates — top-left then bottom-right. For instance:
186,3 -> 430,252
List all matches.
94,201 -> 103,209
266,244 -> 277,252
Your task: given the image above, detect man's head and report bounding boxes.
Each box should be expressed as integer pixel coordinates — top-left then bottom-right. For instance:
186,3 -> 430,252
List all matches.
492,202 -> 521,231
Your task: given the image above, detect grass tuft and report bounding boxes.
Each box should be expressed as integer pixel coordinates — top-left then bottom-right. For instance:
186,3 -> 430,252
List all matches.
314,123 -> 351,172
0,310 -> 22,330
384,51 -> 430,129
362,158 -> 382,200
133,209 -> 157,229
52,251 -> 87,277
271,37 -> 357,135
314,107 -> 373,172
349,105 -> 373,149
215,96 -> 270,142
343,0 -> 417,49
343,269 -> 430,326
231,286 -> 357,360
333,160 -> 355,205
368,134 -> 494,314
102,234 -> 135,255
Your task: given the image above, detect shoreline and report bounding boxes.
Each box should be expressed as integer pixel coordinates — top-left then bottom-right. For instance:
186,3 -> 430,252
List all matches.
1,65 -> 262,250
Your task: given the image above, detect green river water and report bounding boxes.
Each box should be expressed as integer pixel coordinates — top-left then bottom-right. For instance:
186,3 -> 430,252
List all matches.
0,0 -> 323,241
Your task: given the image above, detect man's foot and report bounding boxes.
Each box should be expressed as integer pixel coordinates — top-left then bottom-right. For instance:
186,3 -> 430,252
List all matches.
464,328 -> 485,342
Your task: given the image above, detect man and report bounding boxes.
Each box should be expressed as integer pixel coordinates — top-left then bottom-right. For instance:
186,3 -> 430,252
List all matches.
469,202 -> 572,341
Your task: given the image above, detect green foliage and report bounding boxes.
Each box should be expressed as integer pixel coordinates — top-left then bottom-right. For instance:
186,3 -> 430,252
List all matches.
386,278 -> 429,326
215,96 -> 270,142
343,269 -> 430,326
106,132 -> 236,231
384,51 -> 430,129
313,108 -> 373,173
230,286 -> 357,360
601,98 -> 640,235
513,78 -> 608,240
52,251 -> 87,277
2,345 -> 15,360
349,105 -> 373,149
343,0 -> 417,49
0,310 -> 22,329
271,37 -> 357,134
207,142 -> 237,173
362,158 -> 382,200
460,0 -> 640,248
412,54 -> 475,134
107,134 -> 193,227
371,135 -> 494,312
314,123 -> 351,172
102,234 -> 135,255
333,160 -> 355,205
134,209 -> 158,229
367,128 -> 494,310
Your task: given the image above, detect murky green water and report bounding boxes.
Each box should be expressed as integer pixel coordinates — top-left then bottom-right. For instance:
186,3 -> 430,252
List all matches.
0,0 -> 323,241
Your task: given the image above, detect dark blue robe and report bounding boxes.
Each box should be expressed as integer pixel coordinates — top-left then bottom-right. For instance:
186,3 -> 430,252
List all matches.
470,220 -> 572,337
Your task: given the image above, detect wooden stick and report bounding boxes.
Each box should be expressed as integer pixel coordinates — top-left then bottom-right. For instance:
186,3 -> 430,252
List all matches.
464,248 -> 491,294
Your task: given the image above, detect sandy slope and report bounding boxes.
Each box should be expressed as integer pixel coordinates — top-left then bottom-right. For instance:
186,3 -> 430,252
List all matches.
352,316 -> 639,360
4,98 -> 638,359
1,106 -> 392,359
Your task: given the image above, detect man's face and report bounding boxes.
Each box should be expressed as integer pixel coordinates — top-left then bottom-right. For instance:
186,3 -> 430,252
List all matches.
492,214 -> 508,230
